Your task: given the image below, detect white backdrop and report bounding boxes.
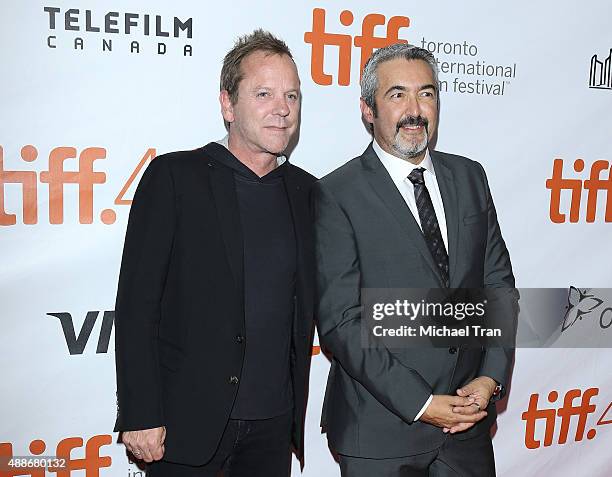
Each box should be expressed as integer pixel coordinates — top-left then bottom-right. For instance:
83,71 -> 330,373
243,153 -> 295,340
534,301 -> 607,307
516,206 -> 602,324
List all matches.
2,1 -> 611,475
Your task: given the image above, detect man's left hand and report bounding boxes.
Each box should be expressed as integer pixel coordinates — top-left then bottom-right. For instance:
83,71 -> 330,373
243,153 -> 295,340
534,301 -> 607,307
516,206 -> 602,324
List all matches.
443,376 -> 498,433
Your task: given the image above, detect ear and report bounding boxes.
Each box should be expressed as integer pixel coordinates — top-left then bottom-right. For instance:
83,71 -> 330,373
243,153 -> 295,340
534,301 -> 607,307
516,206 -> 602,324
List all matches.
360,97 -> 375,124
219,90 -> 235,124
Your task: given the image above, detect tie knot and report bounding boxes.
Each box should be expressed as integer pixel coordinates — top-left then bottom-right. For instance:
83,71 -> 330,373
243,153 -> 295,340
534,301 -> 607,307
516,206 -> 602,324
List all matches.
408,167 -> 426,185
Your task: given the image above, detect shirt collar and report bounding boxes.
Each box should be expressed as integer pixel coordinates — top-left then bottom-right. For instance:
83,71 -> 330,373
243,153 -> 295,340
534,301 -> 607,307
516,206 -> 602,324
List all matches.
216,134 -> 287,167
372,139 -> 434,183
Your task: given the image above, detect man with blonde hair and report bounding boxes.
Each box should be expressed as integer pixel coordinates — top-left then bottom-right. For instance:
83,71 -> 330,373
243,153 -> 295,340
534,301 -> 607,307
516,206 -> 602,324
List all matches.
114,29 -> 316,476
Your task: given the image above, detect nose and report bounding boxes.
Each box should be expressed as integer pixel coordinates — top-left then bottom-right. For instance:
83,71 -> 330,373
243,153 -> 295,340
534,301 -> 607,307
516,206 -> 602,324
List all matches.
404,93 -> 422,117
275,96 -> 290,117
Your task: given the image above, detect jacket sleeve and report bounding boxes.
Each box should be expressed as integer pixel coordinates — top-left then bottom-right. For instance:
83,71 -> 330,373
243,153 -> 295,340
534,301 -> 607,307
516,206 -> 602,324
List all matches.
314,181 -> 432,422
475,162 -> 519,400
114,156 -> 176,431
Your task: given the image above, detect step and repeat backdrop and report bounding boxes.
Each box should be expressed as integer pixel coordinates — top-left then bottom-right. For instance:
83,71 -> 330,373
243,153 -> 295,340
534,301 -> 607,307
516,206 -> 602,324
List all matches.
2,1 -> 611,475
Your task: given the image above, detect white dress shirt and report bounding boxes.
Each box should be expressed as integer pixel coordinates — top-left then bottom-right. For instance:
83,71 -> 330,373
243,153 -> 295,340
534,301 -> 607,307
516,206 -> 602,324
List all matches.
373,140 -> 448,251
373,139 -> 450,421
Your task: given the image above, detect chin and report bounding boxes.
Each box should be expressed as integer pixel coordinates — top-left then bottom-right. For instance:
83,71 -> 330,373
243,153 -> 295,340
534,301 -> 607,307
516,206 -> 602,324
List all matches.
396,135 -> 428,154
264,139 -> 289,155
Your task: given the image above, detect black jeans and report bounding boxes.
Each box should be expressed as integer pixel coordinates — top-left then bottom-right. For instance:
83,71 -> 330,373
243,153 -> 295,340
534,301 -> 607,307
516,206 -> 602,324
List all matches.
147,411 -> 293,477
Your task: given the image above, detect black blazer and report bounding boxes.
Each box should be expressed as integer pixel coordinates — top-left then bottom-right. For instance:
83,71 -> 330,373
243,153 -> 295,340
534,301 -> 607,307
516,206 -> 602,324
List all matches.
114,143 -> 316,466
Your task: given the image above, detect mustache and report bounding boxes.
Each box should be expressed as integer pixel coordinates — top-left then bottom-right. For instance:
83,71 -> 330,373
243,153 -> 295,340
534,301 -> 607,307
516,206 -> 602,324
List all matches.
396,116 -> 428,132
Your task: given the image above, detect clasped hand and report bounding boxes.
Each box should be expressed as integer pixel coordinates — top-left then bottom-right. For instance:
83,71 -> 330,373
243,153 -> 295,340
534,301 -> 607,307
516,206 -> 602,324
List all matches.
420,376 -> 497,434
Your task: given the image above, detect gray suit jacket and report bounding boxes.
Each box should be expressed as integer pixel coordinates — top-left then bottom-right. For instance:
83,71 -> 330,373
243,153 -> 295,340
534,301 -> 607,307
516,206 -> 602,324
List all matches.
314,144 -> 516,458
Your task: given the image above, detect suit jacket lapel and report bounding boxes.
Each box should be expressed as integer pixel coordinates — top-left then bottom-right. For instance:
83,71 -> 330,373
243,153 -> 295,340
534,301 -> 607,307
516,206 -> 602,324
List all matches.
431,151 -> 459,287
361,144 -> 443,285
201,145 -> 244,301
284,165 -> 312,313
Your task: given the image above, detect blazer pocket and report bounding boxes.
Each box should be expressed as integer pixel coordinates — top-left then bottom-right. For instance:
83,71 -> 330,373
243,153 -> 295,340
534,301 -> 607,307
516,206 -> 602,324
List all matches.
463,210 -> 487,225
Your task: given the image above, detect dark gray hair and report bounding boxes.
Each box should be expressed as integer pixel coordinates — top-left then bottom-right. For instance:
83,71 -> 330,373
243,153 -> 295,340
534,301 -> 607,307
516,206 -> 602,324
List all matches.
361,43 -> 439,115
221,29 -> 294,104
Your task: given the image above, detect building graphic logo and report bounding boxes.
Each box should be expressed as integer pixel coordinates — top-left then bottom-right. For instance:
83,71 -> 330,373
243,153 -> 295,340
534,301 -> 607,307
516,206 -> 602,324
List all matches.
589,48 -> 612,90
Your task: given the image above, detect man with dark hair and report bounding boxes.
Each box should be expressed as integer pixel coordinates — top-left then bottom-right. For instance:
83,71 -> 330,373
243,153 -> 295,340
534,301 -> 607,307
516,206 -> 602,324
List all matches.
114,29 -> 316,476
315,43 -> 517,476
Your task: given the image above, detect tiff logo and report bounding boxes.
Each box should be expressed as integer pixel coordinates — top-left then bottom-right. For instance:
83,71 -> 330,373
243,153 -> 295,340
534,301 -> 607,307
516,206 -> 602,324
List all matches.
545,158 -> 612,223
521,387 -> 612,449
0,435 -> 112,475
0,146 -> 155,226
589,48 -> 612,90
49,311 -> 114,355
304,8 -> 409,86
0,146 -> 107,225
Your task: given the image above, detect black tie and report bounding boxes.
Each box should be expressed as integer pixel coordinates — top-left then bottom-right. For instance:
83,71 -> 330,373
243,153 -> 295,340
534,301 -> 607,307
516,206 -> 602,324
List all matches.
407,167 -> 449,287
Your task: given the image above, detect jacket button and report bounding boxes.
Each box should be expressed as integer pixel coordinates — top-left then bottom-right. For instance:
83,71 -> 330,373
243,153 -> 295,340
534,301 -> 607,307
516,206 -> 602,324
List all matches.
229,376 -> 239,385
448,347 -> 457,354
236,335 -> 244,344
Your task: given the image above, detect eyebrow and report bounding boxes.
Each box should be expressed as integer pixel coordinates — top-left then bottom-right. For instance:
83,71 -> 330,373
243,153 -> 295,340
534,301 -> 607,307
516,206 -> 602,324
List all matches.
251,85 -> 301,94
384,84 -> 437,96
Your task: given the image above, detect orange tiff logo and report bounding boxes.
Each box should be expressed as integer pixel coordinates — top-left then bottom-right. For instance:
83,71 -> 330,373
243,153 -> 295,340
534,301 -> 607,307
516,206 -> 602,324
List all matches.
0,145 -> 155,226
0,435 -> 112,476
521,387 -> 612,449
546,158 -> 612,223
304,8 -> 409,86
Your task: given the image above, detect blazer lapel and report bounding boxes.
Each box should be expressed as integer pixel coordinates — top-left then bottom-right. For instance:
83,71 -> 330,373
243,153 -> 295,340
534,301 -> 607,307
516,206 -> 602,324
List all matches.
361,145 -> 444,285
431,151 -> 459,287
284,165 -> 312,313
201,145 -> 244,301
